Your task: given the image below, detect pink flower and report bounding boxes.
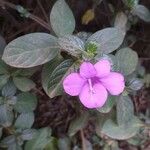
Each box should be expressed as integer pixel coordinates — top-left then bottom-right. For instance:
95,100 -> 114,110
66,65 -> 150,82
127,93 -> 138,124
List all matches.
63,60 -> 125,109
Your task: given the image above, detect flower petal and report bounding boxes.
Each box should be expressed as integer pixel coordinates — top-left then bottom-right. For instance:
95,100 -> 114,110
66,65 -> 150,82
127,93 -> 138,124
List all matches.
94,60 -> 111,77
63,73 -> 86,96
80,62 -> 96,78
100,72 -> 125,95
79,82 -> 108,108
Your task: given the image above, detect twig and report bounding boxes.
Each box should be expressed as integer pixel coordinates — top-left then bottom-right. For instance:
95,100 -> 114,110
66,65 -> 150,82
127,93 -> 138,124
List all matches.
80,129 -> 86,150
33,87 -> 45,96
129,41 -> 136,48
0,0 -> 52,31
37,0 -> 49,23
139,57 -> 150,61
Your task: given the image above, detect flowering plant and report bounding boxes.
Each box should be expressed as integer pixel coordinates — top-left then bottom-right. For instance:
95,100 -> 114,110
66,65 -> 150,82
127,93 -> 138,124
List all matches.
63,60 -> 125,108
0,0 -> 149,149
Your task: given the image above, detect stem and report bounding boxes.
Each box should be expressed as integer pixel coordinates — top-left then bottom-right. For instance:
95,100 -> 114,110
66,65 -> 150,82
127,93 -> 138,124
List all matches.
37,0 -> 49,23
0,0 -> 52,31
80,130 -> 86,150
29,14 -> 51,31
139,57 -> 150,60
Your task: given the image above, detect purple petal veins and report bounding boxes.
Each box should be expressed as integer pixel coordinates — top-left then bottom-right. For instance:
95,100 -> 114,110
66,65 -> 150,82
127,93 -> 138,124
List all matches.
63,60 -> 125,109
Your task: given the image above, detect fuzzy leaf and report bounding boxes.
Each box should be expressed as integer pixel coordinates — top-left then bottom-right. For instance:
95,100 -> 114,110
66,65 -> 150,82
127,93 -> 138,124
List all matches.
25,127 -> 51,150
114,12 -> 127,32
116,48 -> 138,75
58,35 -> 85,57
13,77 -> 35,92
50,0 -> 75,37
87,27 -> 125,54
0,104 -> 14,127
132,5 -> 150,22
117,95 -> 134,126
44,59 -> 78,98
0,60 -> 9,75
0,74 -> 10,89
42,56 -> 63,96
58,137 -> 71,150
14,92 -> 37,113
45,137 -> 58,150
2,33 -> 59,68
122,0 -> 138,9
0,127 -> 2,138
21,129 -> 37,141
2,80 -> 17,97
14,112 -> 34,129
127,78 -> 143,91
101,117 -> 141,140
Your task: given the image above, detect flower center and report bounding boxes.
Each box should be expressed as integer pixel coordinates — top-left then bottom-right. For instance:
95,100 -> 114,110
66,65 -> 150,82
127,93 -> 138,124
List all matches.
88,79 -> 93,92
88,77 -> 100,94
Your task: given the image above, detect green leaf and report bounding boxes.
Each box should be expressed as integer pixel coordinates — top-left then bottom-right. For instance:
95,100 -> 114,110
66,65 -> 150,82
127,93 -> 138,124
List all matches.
12,67 -> 38,77
0,127 -> 3,138
58,137 -> 71,150
25,127 -> 51,150
0,97 -> 4,105
101,117 -> 141,140
0,60 -> 9,75
42,56 -> 63,96
0,135 -> 16,147
0,104 -> 14,127
122,0 -> 138,9
21,129 -> 37,141
47,59 -> 78,98
2,80 -> 17,97
97,96 -> 116,113
8,143 -> 22,150
1,135 -> 23,150
13,77 -> 35,92
14,92 -> 37,113
87,27 -> 125,54
45,137 -> 58,150
2,33 -> 59,68
0,35 -> 6,56
95,110 -> 115,134
127,78 -> 143,91
14,112 -> 34,129
117,95 -> 134,126
137,64 -> 145,77
68,112 -> 89,136
50,0 -> 75,37
127,137 -> 142,146
0,74 -> 10,89
58,35 -> 85,57
76,32 -> 92,42
116,47 -> 138,75
114,12 -> 127,32
132,5 -> 150,22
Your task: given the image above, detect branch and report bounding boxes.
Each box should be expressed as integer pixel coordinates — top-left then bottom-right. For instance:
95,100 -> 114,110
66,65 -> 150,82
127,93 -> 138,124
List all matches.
0,0 -> 52,31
